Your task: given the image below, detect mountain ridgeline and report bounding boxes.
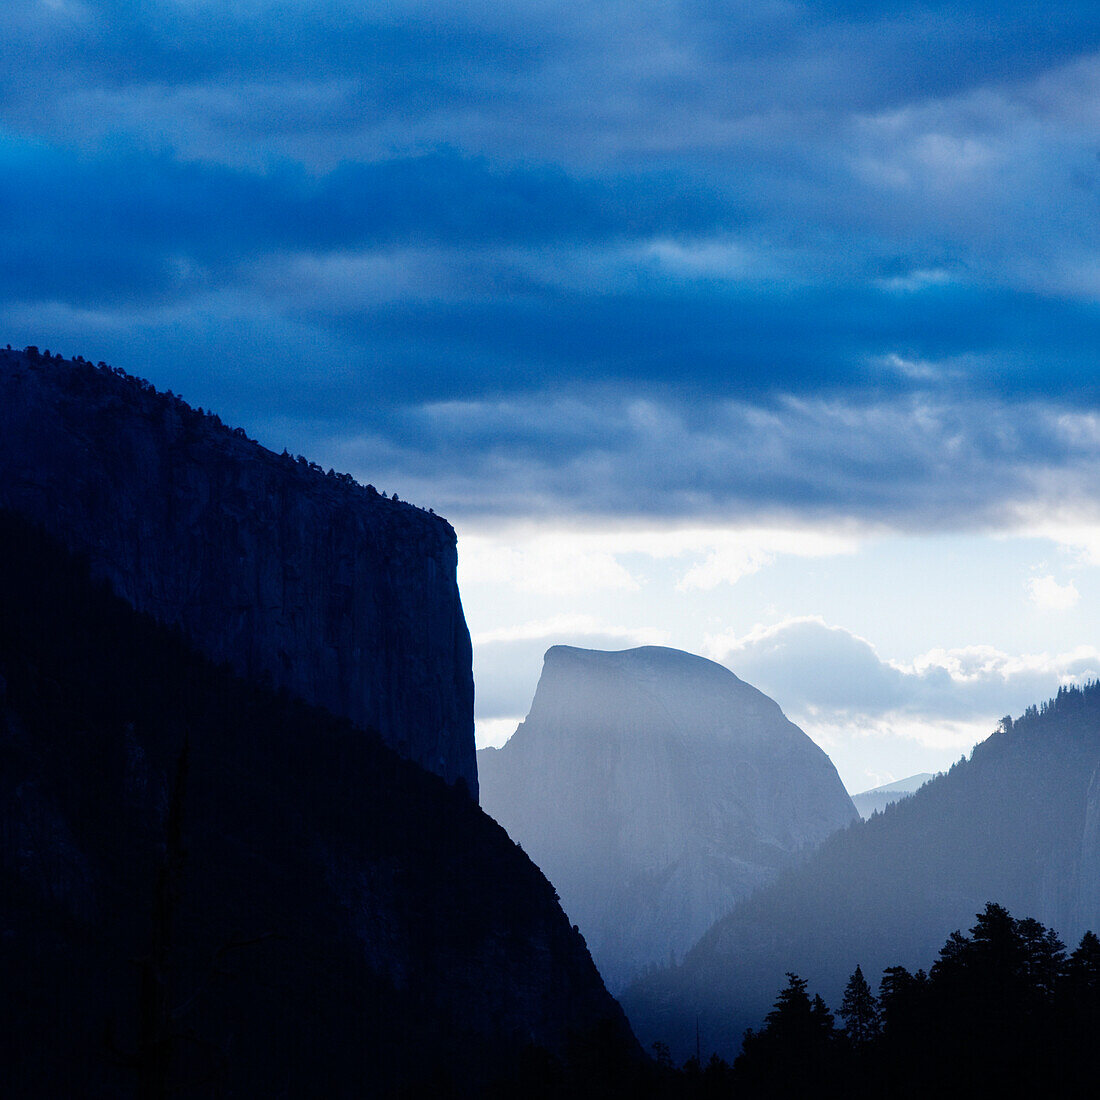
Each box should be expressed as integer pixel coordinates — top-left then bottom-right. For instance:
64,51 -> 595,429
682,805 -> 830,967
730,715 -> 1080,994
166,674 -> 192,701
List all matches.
622,684 -> 1100,1061
478,645 -> 858,992
850,773 -> 935,819
0,347 -> 474,792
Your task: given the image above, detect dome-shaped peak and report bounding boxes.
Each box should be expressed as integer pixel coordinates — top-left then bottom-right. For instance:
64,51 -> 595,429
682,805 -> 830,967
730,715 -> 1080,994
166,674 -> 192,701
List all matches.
531,643 -> 786,737
541,643 -> 757,697
545,643 -> 739,677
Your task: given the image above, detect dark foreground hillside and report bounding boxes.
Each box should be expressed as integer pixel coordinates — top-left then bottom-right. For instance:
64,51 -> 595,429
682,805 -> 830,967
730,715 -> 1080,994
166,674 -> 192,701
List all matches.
0,511 -> 638,1098
624,683 -> 1100,1061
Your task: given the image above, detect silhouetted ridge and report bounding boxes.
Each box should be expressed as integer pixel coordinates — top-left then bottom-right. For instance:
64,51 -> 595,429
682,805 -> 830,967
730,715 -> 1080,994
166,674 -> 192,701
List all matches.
0,346 -> 475,791
12,345 -> 414,504
0,509 -> 637,1096
850,773 -> 935,819
623,681 -> 1100,1061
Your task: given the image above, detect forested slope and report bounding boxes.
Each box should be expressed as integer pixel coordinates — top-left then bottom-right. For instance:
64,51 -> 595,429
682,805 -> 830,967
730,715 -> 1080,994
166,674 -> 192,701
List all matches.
624,685 -> 1100,1061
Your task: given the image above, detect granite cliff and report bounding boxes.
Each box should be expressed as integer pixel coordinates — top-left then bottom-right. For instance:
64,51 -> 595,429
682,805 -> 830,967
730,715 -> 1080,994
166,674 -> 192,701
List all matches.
0,508 -> 639,1096
478,645 -> 858,992
0,347 -> 474,793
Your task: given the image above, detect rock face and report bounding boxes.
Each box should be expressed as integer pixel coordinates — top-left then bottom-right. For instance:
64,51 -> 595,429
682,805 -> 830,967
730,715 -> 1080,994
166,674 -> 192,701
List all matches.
0,508 -> 638,1096
477,645 -> 858,992
0,348 -> 475,793
622,686 -> 1100,1062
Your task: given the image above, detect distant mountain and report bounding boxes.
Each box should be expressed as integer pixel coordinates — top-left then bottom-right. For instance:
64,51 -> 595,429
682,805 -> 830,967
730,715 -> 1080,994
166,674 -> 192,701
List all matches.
622,689 -> 1100,1061
0,510 -> 638,1096
850,773 -> 935,818
478,645 -> 858,992
0,347 -> 474,792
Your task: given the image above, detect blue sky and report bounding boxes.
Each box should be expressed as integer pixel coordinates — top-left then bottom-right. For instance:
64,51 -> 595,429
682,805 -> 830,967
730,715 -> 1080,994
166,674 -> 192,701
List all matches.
6,1 -> 1100,788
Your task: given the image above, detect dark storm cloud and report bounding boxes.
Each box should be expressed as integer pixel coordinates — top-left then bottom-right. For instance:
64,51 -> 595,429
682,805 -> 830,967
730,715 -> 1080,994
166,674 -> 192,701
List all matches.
313,389 -> 1100,527
0,139 -> 734,303
5,1 -> 1100,523
6,2 -> 1100,159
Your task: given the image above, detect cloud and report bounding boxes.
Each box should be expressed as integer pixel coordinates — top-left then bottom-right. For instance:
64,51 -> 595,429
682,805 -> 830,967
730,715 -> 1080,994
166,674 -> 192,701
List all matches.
707,618 -> 912,715
472,614 -> 667,646
700,615 -> 1100,787
7,3 -> 1100,535
457,520 -> 861,600
461,523 -> 858,727
312,390 -> 1100,530
475,716 -> 524,750
804,712 -> 996,793
673,528 -> 860,589
6,2 -> 1100,168
707,617 -> 1100,731
10,1 -> 1100,793
1008,510 -> 1100,565
1026,574 -> 1080,610
470,608 -> 1100,783
460,534 -> 640,596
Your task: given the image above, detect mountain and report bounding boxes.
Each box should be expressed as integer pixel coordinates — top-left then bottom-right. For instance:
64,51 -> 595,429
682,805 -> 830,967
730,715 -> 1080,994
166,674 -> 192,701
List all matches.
0,509 -> 639,1096
850,773 -> 935,818
622,688 -> 1100,1061
0,346 -> 641,1094
0,347 -> 474,792
477,645 -> 858,992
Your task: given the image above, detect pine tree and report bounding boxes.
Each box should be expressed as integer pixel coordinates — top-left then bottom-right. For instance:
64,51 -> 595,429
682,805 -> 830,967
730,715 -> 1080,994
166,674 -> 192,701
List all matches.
839,965 -> 881,1045
1062,929 -> 1100,1035
736,974 -> 841,1096
810,994 -> 837,1041
762,972 -> 813,1041
1065,929 -> 1100,992
877,965 -> 928,1046
1017,917 -> 1065,1001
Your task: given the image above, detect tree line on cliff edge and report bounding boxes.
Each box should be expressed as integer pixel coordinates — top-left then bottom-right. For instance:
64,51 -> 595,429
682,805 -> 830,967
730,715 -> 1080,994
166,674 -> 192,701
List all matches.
5,345 -> 425,508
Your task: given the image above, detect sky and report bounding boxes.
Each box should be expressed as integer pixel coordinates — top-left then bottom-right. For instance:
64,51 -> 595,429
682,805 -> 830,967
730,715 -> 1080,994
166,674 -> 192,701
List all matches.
5,1 -> 1100,790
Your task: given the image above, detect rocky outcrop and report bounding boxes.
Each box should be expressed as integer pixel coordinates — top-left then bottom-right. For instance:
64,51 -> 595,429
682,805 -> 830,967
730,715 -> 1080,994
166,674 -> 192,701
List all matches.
478,645 -> 858,992
0,348 -> 475,793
